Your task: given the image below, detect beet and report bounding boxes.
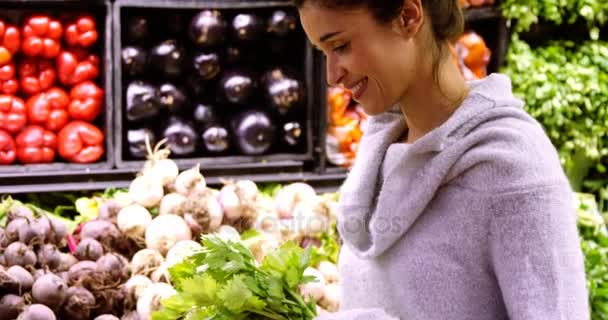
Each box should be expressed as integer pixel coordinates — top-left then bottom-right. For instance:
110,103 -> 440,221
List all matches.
4,242 -> 37,267
58,271 -> 70,283
32,269 -> 51,281
32,274 -> 67,310
0,294 -> 25,320
6,218 -> 28,242
7,265 -> 34,293
17,304 -> 56,320
37,244 -> 62,270
0,228 -> 10,248
0,268 -> 20,294
95,315 -> 120,320
80,220 -> 123,251
0,254 -> 6,266
121,311 -> 142,320
57,253 -> 78,272
67,260 -> 98,287
8,206 -> 34,222
61,286 -> 96,320
75,238 -> 104,261
98,200 -> 121,221
19,217 -> 50,245
97,253 -> 129,284
49,218 -> 67,246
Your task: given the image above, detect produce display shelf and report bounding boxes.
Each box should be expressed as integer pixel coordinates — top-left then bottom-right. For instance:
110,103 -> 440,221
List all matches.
463,6 -> 502,21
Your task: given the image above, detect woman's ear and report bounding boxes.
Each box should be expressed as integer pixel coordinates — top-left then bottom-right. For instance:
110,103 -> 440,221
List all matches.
396,0 -> 424,38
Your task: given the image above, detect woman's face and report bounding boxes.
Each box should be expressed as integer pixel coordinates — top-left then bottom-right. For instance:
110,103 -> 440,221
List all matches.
299,3 -> 423,116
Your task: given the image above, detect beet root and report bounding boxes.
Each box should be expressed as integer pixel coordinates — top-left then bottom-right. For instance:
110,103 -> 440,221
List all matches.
32,274 -> 68,310
37,244 -> 62,270
7,265 -> 34,293
75,238 -> 104,261
61,286 -> 96,320
0,294 -> 25,320
17,304 -> 56,320
4,242 -> 36,268
0,268 -> 20,294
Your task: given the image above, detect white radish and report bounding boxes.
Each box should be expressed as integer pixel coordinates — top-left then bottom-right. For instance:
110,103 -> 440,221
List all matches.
165,240 -> 202,267
150,262 -> 171,283
147,159 -> 179,187
145,214 -> 192,256
235,180 -> 258,201
214,225 -> 240,242
219,185 -> 241,221
117,205 -> 152,238
207,194 -> 224,231
292,202 -> 330,237
130,249 -> 164,277
174,165 -> 205,197
136,282 -> 176,320
299,267 -> 326,302
159,193 -> 187,216
320,282 -> 340,312
275,182 -> 317,219
113,191 -> 133,208
317,261 -> 339,283
123,275 -> 153,301
129,175 -> 164,208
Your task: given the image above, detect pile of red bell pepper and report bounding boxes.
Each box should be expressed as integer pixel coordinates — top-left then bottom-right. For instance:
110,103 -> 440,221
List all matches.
0,14 -> 105,165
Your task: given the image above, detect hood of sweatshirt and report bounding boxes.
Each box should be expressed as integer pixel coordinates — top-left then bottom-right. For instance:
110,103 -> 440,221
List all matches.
337,73 -> 534,258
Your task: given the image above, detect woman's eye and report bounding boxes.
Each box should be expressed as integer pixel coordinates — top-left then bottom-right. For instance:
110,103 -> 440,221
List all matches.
333,42 -> 350,54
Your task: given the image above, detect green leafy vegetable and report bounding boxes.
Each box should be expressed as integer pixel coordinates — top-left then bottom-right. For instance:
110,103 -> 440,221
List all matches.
153,235 -> 317,320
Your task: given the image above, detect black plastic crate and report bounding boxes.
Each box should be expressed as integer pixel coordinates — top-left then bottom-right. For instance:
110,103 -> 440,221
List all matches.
113,0 -> 316,171
0,0 -> 114,173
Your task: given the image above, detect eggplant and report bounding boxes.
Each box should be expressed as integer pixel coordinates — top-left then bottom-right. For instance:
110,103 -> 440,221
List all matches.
189,10 -> 227,48
267,10 -> 297,37
193,52 -> 221,80
220,71 -> 256,105
127,128 -> 156,158
261,68 -> 305,115
121,46 -> 147,77
167,13 -> 186,36
201,125 -> 230,154
149,40 -> 186,78
232,13 -> 263,43
187,75 -> 208,98
162,117 -> 199,156
159,83 -> 188,114
193,103 -> 218,128
224,46 -> 259,65
231,110 -> 275,155
282,121 -> 303,146
127,16 -> 150,43
126,81 -> 161,122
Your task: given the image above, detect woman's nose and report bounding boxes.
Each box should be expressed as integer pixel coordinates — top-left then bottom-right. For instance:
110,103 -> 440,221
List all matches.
326,54 -> 345,87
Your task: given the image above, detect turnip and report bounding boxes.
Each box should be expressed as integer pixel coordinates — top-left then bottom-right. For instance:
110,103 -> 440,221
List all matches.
181,191 -> 224,236
37,244 -> 62,270
97,253 -> 129,284
123,275 -> 153,301
95,315 -> 120,320
0,294 -> 25,320
317,261 -> 339,283
4,242 -> 37,267
129,175 -> 164,208
130,249 -> 164,277
159,193 -> 187,216
117,204 -> 152,239
6,218 -> 28,242
165,240 -> 202,267
67,260 -> 98,287
17,304 -> 56,320
61,286 -> 96,320
214,225 -> 240,242
136,282 -> 176,320
299,267 -> 326,302
320,282 -> 340,312
218,184 -> 242,221
7,265 -> 34,293
57,253 -> 78,272
0,268 -> 20,294
32,274 -> 67,310
141,138 -> 179,187
98,200 -> 121,221
150,261 -> 171,283
275,182 -> 317,219
145,214 -> 191,256
8,205 -> 34,222
291,198 -> 331,237
75,238 -> 104,261
173,164 -> 206,197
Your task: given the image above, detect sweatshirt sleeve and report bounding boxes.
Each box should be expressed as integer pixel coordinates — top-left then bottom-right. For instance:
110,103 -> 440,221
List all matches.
315,308 -> 400,320
488,186 -> 589,320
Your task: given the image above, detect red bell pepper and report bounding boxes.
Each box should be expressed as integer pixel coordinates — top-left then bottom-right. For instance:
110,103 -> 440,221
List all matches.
21,15 -> 63,59
0,94 -> 26,134
0,21 -> 20,66
19,57 -> 56,95
15,125 -> 56,164
0,130 -> 16,165
56,49 -> 99,86
68,81 -> 103,122
0,63 -> 18,94
65,16 -> 98,48
26,87 -> 70,132
57,121 -> 104,163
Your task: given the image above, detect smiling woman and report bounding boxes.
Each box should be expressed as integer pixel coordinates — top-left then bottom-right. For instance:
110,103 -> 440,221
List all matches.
293,0 -> 590,320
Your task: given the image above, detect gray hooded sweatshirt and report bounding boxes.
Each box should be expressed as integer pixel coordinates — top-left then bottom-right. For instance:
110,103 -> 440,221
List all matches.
316,74 -> 589,320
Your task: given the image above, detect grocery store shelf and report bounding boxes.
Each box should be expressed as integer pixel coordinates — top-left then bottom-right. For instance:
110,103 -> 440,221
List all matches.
464,6 -> 501,21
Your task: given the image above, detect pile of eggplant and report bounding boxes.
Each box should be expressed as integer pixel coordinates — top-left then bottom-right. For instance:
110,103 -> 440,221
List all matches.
121,8 -> 307,160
